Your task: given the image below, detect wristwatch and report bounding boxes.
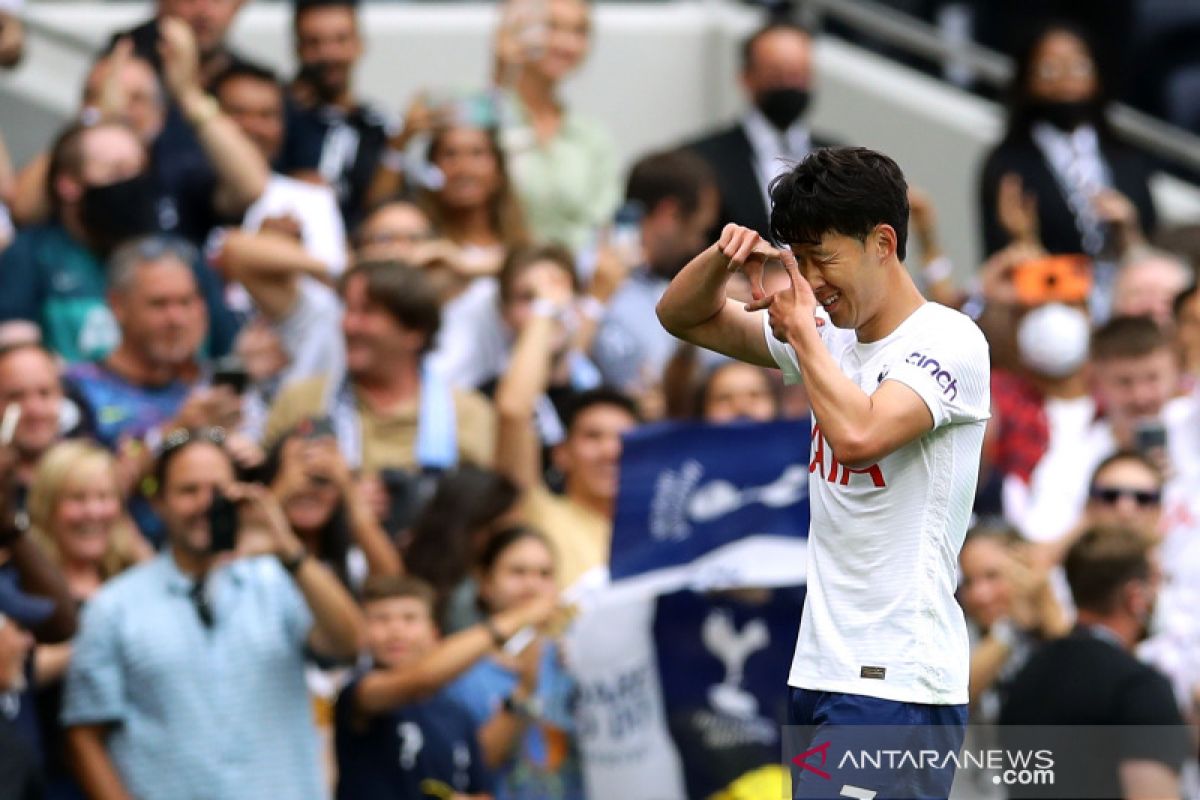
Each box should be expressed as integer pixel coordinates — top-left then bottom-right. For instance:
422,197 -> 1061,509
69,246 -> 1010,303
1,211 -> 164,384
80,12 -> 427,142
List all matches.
502,692 -> 542,720
278,546 -> 307,575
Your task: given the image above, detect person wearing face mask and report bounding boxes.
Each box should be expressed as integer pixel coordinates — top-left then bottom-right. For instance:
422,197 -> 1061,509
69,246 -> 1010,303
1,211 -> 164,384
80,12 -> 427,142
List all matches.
978,21 -> 1157,269
990,300 -> 1095,540
0,121 -> 238,364
684,20 -> 833,239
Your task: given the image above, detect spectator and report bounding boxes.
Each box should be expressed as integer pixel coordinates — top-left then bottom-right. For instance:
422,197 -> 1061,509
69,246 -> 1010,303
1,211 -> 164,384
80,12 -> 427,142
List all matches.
418,120 -> 530,276
26,441 -> 146,799
0,582 -> 41,800
447,526 -> 584,799
1000,526 -> 1191,800
66,237 -> 239,452
1016,315 -> 1196,544
211,63 -> 348,275
1176,281 -> 1200,390
335,573 -> 557,800
958,523 -> 1067,719
0,344 -> 71,502
0,124 -> 238,363
496,304 -> 640,598
61,428 -> 364,800
1110,247 -> 1193,330
990,301 -> 1094,540
490,0 -> 620,251
403,466 -> 522,633
978,21 -> 1157,274
262,261 -> 496,519
264,426 -> 401,592
353,200 -> 434,263
685,21 -> 830,238
591,149 -> 718,395
697,361 -> 780,423
283,0 -> 388,228
1082,451 -> 1165,542
10,28 -> 269,247
0,0 -> 23,69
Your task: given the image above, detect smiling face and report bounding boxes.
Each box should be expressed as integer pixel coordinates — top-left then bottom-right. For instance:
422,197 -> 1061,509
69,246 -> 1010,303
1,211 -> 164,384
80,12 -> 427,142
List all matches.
478,535 -> 556,614
364,595 -> 438,670
791,230 -> 892,333
50,458 -> 123,568
158,441 -> 235,556
529,0 -> 591,84
959,536 -> 1015,630
0,347 -> 64,463
431,127 -> 503,214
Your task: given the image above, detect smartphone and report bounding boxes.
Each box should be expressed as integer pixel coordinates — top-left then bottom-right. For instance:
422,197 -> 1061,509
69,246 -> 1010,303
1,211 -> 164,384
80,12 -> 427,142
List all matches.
0,403 -> 20,446
296,416 -> 336,441
211,355 -> 249,395
610,201 -> 645,266
1134,419 -> 1168,456
1013,255 -> 1091,306
207,494 -> 239,553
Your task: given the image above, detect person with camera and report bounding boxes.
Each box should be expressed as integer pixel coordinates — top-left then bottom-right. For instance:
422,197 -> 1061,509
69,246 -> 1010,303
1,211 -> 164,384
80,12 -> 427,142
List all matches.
61,427 -> 364,800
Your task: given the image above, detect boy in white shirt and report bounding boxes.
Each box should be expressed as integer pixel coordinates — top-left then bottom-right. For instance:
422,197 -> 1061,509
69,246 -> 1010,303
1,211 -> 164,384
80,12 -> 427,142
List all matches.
657,147 -> 990,798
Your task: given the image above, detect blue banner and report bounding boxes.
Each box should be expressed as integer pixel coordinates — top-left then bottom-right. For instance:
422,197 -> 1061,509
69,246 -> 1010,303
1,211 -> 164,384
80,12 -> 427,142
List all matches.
610,419 -> 811,585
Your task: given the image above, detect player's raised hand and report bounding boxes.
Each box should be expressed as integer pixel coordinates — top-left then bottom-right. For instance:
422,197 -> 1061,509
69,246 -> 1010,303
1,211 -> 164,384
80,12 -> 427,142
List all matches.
751,247 -> 823,344
718,224 -> 776,301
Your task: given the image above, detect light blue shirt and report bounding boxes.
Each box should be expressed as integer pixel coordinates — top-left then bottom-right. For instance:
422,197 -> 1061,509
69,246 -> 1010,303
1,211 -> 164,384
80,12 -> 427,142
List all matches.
62,553 -> 323,800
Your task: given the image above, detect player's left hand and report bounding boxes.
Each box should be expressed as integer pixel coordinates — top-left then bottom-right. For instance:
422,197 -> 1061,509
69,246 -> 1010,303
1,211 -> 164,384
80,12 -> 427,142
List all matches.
747,248 -> 823,343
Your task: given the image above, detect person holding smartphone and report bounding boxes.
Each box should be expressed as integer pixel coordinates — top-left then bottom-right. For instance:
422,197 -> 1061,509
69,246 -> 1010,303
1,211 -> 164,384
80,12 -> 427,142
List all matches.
490,0 -> 620,252
61,428 -> 364,800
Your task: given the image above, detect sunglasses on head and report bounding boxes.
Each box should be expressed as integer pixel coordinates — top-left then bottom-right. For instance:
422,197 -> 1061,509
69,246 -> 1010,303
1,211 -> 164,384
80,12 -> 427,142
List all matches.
1089,486 -> 1161,507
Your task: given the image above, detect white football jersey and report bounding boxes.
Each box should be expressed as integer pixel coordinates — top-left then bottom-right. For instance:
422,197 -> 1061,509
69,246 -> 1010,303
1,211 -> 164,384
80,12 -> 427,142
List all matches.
763,302 -> 990,704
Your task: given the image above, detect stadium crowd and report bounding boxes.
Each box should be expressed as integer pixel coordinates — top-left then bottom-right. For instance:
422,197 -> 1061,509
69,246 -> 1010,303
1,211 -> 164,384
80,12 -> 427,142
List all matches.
0,0 -> 1198,798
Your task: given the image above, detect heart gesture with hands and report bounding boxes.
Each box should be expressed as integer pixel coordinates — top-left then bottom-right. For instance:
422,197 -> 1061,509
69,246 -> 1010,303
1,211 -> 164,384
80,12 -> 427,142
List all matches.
744,246 -> 825,345
718,224 -> 777,301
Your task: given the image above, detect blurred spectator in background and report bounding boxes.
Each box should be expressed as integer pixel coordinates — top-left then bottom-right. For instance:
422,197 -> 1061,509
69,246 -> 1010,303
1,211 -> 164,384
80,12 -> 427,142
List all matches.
1081,451 -> 1165,542
591,149 -> 718,397
10,26 -> 269,249
0,124 -> 238,363
1000,526 -> 1189,800
335,574 -> 556,800
264,262 -> 495,531
696,360 -> 780,424
1177,281 -> 1200,390
108,0 -> 256,89
212,63 -> 348,274
0,344 -> 71,504
0,0 -> 24,69
0,580 -> 42,800
959,522 -> 1067,720
27,441 -> 146,799
979,21 -> 1156,321
353,200 -> 434,263
62,430 -> 363,800
66,237 -> 237,453
685,21 -> 828,239
402,466 -> 521,633
283,0 -> 387,229
495,360 -> 638,590
417,120 -> 530,277
447,525 -> 583,800
491,0 -> 620,252
990,300 -> 1093,541
1110,247 -> 1193,330
265,425 -> 401,593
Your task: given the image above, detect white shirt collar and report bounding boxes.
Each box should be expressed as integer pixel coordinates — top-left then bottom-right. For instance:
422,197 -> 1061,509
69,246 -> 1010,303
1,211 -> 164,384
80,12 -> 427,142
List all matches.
742,108 -> 812,163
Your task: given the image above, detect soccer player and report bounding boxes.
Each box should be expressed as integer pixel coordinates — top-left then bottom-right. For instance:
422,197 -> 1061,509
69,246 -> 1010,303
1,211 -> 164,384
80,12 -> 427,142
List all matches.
657,146 -> 990,798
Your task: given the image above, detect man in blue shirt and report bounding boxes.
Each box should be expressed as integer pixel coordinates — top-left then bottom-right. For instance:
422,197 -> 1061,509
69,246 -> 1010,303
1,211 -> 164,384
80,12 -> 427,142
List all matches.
62,429 -> 364,800
336,575 -> 558,800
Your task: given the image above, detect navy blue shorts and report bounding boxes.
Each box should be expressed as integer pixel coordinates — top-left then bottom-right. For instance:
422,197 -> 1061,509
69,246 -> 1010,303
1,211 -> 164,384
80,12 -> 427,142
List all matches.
786,687 -> 968,800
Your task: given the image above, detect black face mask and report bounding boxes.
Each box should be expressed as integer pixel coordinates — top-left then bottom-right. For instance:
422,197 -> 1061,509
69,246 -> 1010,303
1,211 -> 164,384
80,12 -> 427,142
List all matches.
1029,99 -> 1098,132
755,87 -> 811,132
79,173 -> 160,254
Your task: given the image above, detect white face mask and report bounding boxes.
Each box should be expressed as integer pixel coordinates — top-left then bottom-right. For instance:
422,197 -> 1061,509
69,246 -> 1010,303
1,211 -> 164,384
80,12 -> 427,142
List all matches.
1018,303 -> 1091,378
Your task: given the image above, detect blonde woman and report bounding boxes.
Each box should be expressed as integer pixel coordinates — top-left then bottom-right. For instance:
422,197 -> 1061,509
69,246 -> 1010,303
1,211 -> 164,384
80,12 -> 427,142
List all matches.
28,440 -> 149,798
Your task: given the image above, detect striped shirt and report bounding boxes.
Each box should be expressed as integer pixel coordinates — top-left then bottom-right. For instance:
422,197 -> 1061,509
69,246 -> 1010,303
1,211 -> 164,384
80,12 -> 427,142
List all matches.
62,552 -> 323,800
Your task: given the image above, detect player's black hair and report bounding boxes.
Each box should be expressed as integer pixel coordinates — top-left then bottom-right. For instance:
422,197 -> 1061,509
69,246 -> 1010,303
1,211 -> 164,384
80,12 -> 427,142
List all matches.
768,146 -> 909,261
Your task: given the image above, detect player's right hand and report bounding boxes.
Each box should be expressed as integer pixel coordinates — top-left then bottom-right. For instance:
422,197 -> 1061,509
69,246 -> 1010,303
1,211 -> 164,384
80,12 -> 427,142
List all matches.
717,224 -> 777,301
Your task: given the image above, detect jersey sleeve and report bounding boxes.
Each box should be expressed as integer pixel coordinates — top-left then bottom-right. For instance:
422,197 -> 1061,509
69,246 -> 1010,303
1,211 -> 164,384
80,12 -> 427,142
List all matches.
760,309 -> 803,385
884,312 -> 991,429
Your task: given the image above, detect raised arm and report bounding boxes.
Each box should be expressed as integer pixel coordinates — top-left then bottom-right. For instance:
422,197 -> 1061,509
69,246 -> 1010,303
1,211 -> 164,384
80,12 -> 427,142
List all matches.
656,225 -> 777,369
213,228 -> 333,320
160,17 -> 268,218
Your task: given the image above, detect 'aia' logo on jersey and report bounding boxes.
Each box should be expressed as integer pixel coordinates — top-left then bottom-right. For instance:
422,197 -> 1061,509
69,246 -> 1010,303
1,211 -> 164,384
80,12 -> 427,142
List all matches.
810,424 -> 887,488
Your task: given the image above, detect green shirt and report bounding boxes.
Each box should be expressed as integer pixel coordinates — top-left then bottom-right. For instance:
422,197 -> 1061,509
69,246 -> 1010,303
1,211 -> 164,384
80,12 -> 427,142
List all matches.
499,93 -> 621,251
